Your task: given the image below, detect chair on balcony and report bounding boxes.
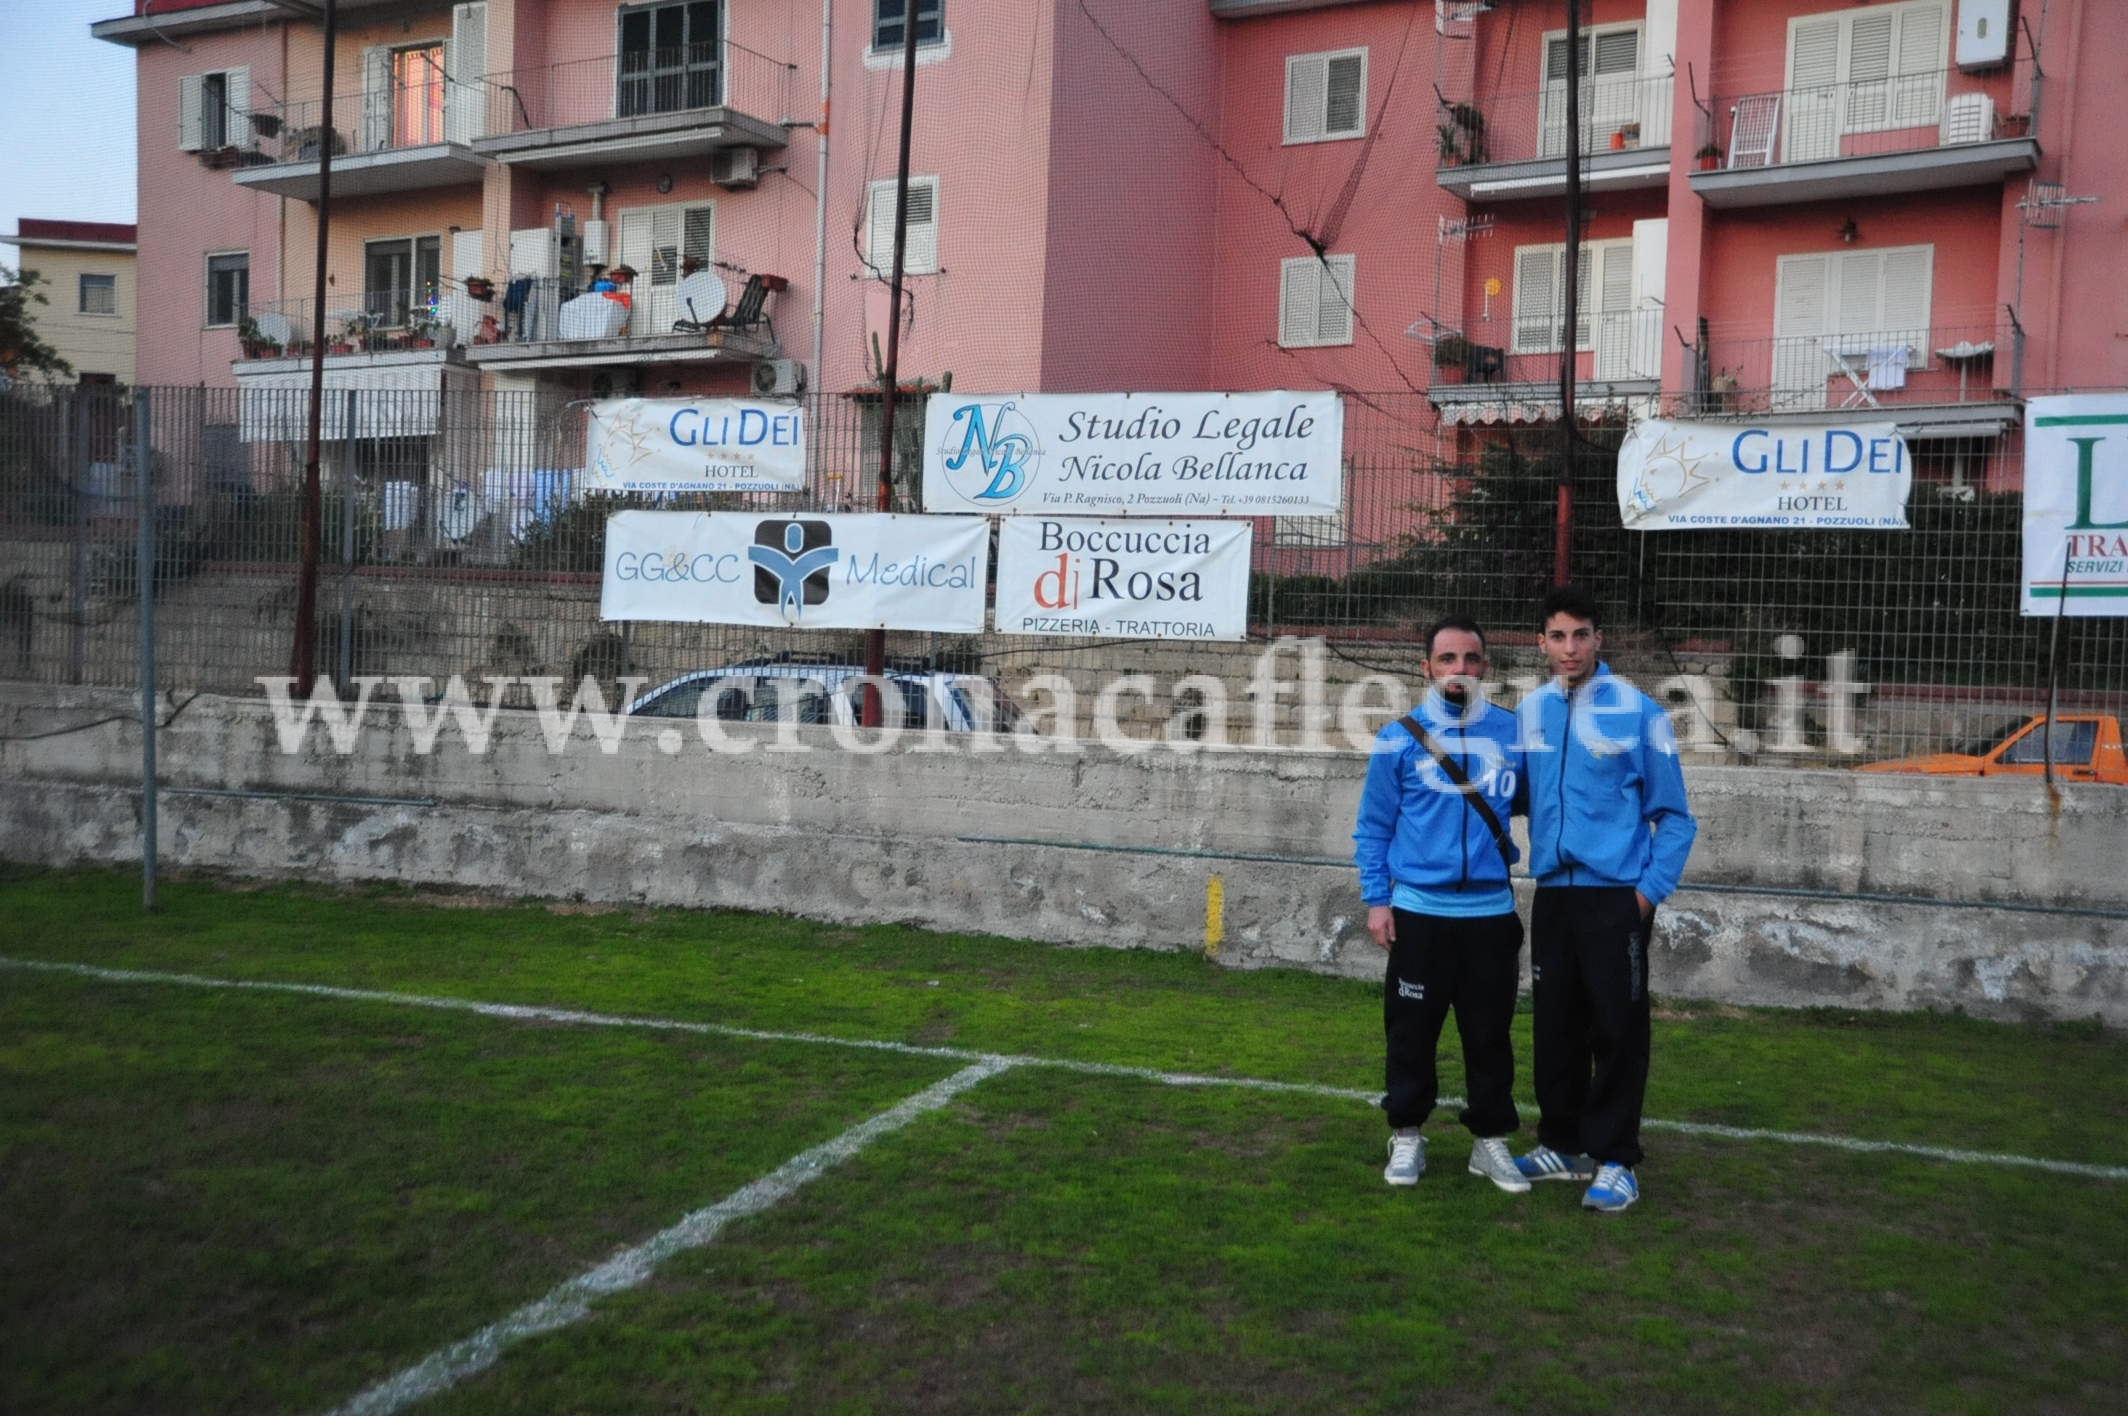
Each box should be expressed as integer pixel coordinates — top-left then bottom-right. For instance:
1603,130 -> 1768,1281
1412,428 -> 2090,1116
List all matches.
691,273 -> 787,346
1728,95 -> 1780,168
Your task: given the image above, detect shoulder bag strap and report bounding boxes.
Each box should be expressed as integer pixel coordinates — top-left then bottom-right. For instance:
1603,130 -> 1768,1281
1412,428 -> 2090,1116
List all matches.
1399,713 -> 1514,872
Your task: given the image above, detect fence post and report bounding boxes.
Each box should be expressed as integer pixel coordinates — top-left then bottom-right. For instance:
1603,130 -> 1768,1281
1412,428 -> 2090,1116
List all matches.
135,388 -> 157,913
339,387 -> 359,691
69,392 -> 89,684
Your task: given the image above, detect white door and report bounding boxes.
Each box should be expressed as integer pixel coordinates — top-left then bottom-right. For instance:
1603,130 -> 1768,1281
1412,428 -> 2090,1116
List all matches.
615,204 -> 715,335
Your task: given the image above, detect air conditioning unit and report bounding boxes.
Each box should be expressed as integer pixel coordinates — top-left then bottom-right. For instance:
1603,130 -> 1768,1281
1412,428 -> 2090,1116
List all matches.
711,148 -> 760,189
751,358 -> 806,397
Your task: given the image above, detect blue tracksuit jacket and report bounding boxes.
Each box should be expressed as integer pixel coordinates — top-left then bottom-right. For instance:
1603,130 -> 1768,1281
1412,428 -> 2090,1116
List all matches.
1517,665 -> 1697,903
1353,691 -> 1526,908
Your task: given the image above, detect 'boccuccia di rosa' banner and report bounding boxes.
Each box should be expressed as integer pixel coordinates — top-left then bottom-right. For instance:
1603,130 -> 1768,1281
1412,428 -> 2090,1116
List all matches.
601,511 -> 988,632
921,391 -> 1343,517
994,517 -> 1252,640
584,397 -> 806,493
1616,418 -> 1912,530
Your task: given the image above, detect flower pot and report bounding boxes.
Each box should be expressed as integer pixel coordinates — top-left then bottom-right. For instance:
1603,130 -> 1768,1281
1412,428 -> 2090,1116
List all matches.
330,342 -> 355,356
1610,131 -> 1627,150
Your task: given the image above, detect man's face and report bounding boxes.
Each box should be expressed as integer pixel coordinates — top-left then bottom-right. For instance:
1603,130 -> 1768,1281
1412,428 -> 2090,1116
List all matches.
1541,612 -> 1601,686
1424,628 -> 1488,703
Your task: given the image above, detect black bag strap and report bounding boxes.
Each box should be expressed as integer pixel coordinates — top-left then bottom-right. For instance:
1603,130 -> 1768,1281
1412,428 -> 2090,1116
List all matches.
1399,714 -> 1514,872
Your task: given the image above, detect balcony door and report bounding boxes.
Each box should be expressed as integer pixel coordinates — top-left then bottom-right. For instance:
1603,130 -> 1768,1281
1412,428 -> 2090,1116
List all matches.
1772,245 -> 1934,410
618,0 -> 724,118
1784,1 -> 1947,163
616,202 -> 716,334
1539,25 -> 1641,158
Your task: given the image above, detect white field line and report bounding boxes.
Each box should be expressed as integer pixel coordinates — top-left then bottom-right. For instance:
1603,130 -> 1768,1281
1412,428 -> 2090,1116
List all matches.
6,955 -> 2126,1183
323,1058 -> 1014,1416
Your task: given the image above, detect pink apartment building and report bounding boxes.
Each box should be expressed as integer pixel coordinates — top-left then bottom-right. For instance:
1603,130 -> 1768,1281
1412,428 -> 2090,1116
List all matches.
95,0 -> 2126,529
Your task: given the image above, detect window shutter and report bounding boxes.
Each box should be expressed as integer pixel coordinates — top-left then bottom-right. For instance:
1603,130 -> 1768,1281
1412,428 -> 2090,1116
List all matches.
1513,245 -> 1557,353
1835,250 -> 1884,336
1544,36 -> 1572,82
1877,246 -> 1934,350
1776,254 -> 1830,340
616,207 -> 655,282
447,2 -> 488,143
1570,248 -> 1593,347
1592,29 -> 1639,76
905,180 -> 939,275
1789,18 -> 1840,90
178,73 -> 206,151
1846,12 -> 1895,129
1285,54 -> 1326,143
1317,255 -> 1354,343
1891,2 -> 1946,128
225,66 -> 251,147
682,205 -> 715,276
1279,259 -> 1315,346
867,182 -> 892,276
1323,53 -> 1365,137
361,46 -> 392,151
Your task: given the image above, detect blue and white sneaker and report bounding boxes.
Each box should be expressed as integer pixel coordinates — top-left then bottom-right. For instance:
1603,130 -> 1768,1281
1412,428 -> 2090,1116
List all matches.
1582,1163 -> 1640,1213
1514,1145 -> 1595,1182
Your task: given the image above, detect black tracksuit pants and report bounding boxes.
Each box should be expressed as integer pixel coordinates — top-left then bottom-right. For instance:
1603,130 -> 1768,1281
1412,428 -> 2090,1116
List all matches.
1530,885 -> 1652,1167
1381,908 -> 1523,1136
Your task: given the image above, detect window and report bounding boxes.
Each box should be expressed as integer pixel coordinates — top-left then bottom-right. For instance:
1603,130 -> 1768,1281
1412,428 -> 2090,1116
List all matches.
615,202 -> 716,329
1510,239 -> 1635,356
1278,254 -> 1355,348
1772,244 -> 1934,406
79,274 -> 117,316
1284,49 -> 1366,144
866,176 -> 940,277
178,67 -> 250,152
364,236 -> 443,326
873,0 -> 943,51
206,252 -> 249,328
618,0 -> 724,116
1540,24 -> 1644,156
391,43 -> 447,146
1785,1 -> 1947,162
1999,720 -> 2096,767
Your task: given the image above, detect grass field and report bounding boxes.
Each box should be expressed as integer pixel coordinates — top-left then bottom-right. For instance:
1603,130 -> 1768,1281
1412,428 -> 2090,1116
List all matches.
4,865 -> 2125,1414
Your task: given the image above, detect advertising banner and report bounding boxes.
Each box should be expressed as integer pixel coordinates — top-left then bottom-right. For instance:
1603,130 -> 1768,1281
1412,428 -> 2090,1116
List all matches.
584,397 -> 806,493
1616,418 -> 1912,530
994,517 -> 1252,640
920,391 -> 1343,517
2023,395 -> 2128,616
601,511 -> 988,631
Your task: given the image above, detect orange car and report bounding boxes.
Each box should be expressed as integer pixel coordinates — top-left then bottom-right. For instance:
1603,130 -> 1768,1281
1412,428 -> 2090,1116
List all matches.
1858,714 -> 2128,784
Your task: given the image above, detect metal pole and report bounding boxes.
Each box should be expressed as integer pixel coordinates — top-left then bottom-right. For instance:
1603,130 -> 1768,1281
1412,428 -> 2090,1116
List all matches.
69,392 -> 89,685
338,387 -> 358,690
135,389 -> 157,912
291,0 -> 341,694
861,3 -> 924,727
1556,0 -> 1584,589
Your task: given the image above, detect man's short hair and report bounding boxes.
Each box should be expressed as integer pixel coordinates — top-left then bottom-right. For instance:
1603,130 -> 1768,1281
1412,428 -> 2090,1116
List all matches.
1537,585 -> 1602,631
1422,614 -> 1486,656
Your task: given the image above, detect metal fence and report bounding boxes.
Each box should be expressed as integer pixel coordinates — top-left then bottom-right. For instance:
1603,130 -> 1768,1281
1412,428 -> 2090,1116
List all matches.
2,382 -> 2120,763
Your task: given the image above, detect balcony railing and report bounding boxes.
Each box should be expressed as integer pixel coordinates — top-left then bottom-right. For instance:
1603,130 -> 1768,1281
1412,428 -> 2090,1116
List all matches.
1698,319 -> 2016,417
1704,58 -> 2035,173
458,275 -> 779,361
235,289 -> 464,359
480,42 -> 796,142
242,76 -> 485,165
1429,308 -> 1667,389
1438,72 -> 1675,170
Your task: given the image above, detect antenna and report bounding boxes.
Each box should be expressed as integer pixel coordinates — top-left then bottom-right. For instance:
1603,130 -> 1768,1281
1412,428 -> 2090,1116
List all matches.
1435,0 -> 1493,33
1437,214 -> 1496,242
2019,180 -> 2096,231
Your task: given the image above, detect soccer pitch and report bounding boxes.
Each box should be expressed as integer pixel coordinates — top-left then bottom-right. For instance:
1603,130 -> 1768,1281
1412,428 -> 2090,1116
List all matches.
4,868 -> 2125,1414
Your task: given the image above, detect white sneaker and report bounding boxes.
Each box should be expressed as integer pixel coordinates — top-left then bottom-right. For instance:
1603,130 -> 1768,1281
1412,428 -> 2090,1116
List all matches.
1383,1128 -> 1426,1186
1466,1136 -> 1532,1194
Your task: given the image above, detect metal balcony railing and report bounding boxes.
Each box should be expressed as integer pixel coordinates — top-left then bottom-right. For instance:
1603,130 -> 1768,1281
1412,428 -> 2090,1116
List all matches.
1429,308 -> 1667,389
482,42 -> 796,136
1438,72 -> 1676,169
460,274 -> 775,352
1699,318 -> 2017,415
1705,58 -> 2035,171
239,75 -> 486,164
237,289 -> 463,358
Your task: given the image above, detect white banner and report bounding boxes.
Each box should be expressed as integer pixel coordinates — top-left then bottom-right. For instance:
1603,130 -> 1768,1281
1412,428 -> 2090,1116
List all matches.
584,397 -> 805,493
921,391 -> 1343,517
2023,396 -> 2128,616
995,517 -> 1252,640
1617,418 -> 1912,530
601,511 -> 988,631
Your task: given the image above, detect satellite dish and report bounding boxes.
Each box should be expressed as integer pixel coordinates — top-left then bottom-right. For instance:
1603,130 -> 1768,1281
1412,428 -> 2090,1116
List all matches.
674,271 -> 729,328
253,312 -> 295,347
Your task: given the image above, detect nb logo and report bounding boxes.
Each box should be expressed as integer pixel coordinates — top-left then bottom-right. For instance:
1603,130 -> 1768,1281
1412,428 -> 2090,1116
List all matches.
940,401 -> 1040,504
748,520 -> 838,620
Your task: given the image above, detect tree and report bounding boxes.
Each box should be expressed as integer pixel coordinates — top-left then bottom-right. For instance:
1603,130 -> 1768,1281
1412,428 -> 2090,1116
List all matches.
0,265 -> 73,383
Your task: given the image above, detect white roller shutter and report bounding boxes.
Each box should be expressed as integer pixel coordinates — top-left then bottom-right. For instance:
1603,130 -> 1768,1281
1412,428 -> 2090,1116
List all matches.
1773,253 -> 1831,408
1513,245 -> 1557,354
1785,16 -> 1842,161
1277,255 -> 1354,348
1285,54 -> 1327,143
446,2 -> 488,143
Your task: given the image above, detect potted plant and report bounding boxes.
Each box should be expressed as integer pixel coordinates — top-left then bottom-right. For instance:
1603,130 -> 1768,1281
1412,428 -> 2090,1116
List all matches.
236,315 -> 281,360
1612,120 -> 1641,150
1695,141 -> 1724,171
1432,331 -> 1471,370
463,275 -> 495,301
1437,102 -> 1488,166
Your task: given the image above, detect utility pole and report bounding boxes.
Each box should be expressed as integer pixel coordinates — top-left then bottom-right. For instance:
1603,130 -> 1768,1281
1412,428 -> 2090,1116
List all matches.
291,0 -> 340,693
1555,0 -> 1583,588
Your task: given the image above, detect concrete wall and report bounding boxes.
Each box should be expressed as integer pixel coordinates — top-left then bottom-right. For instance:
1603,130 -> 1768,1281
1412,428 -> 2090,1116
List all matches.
3,683 -> 2124,1024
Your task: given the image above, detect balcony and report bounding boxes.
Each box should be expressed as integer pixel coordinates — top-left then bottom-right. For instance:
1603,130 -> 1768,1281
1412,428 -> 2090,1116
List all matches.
1692,60 -> 2039,209
231,289 -> 469,364
1425,309 -> 1664,426
473,44 -> 793,172
230,83 -> 490,202
1694,318 -> 2020,438
458,274 -> 781,372
1435,73 -> 1674,203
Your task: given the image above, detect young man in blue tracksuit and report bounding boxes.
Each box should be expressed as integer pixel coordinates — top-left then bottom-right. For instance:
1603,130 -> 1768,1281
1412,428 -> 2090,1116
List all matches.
1353,615 -> 1531,1194
1513,586 -> 1697,1213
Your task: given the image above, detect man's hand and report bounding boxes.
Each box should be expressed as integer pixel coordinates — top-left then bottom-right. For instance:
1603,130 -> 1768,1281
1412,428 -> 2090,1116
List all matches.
1636,889 -> 1654,919
1369,905 -> 1396,951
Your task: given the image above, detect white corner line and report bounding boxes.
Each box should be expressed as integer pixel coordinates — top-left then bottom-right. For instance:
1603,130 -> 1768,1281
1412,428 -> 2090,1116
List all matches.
5,955 -> 2125,1183
322,1057 -> 1014,1416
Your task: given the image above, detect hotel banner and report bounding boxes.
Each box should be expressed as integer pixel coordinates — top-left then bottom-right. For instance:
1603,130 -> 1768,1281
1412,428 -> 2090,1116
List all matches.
585,397 -> 806,493
1617,418 -> 1912,530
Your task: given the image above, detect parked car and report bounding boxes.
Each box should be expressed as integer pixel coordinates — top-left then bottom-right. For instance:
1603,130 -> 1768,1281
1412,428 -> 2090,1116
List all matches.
1857,713 -> 2127,784
627,654 -> 1024,734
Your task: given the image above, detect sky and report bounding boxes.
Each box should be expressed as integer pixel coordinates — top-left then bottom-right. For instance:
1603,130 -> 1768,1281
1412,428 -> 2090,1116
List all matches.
0,0 -> 139,250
